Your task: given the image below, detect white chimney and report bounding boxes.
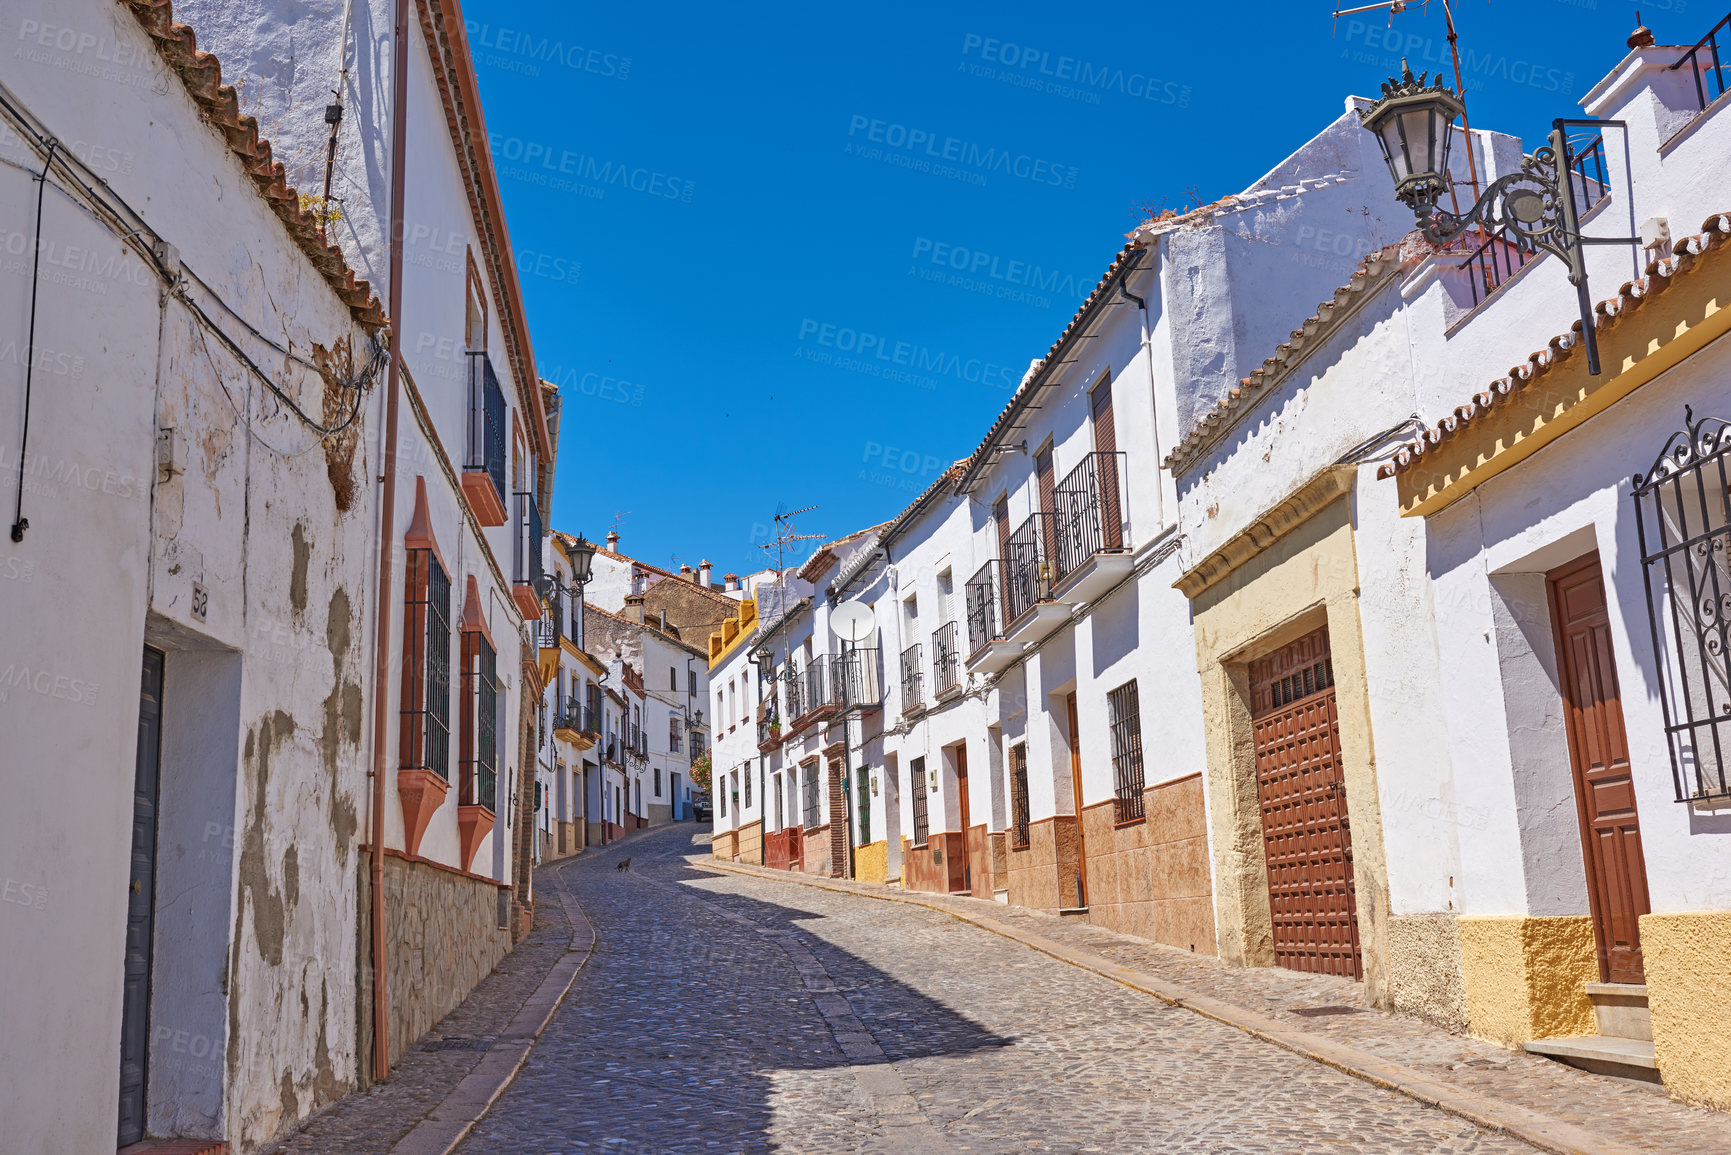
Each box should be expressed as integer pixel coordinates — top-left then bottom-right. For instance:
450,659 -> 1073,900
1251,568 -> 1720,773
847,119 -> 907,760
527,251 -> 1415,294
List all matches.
723,572 -> 740,592
605,529 -> 619,551
679,563 -> 694,582
698,559 -> 713,588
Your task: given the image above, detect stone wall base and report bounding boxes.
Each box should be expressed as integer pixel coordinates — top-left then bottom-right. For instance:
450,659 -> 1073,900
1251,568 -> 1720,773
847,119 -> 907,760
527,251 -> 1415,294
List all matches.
1459,914 -> 1596,1047
1386,913 -> 1468,1031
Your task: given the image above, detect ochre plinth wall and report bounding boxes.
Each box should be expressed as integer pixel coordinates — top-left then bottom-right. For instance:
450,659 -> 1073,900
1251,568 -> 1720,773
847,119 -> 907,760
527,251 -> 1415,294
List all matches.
1642,910 -> 1731,1110
1459,915 -> 1596,1047
854,840 -> 888,884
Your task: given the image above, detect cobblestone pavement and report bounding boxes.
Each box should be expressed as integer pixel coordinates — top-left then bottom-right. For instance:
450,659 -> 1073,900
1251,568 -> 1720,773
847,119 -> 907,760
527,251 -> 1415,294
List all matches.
263,866 -> 580,1154
456,823 -> 1710,1155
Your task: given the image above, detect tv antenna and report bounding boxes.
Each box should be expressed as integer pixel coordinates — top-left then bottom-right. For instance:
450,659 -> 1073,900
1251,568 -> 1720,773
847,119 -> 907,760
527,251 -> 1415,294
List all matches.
756,504 -> 826,677
1333,0 -> 1483,214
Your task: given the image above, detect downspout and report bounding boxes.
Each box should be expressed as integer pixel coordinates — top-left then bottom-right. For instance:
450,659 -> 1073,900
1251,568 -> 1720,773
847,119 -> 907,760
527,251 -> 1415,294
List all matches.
367,0 -> 412,1085
1117,268 -> 1164,527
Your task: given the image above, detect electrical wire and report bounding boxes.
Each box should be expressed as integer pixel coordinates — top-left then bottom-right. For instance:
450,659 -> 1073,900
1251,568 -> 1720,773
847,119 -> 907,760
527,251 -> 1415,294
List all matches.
0,78 -> 384,448
9,139 -> 56,542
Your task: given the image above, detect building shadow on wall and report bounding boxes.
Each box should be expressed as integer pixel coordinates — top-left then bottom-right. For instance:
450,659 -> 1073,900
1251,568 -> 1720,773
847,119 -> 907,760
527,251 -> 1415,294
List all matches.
467,826 -> 1011,1154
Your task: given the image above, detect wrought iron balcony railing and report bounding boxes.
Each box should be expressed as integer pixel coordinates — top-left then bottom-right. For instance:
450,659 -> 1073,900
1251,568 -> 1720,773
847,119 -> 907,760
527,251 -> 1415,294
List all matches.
965,559 -> 1003,656
538,585 -> 565,648
833,646 -> 880,709
806,654 -> 834,717
783,664 -> 807,721
514,489 -> 543,590
1670,12 -> 1729,112
464,351 -> 507,511
900,643 -> 923,711
932,621 -> 960,695
1003,512 -> 1056,627
1052,451 -> 1128,576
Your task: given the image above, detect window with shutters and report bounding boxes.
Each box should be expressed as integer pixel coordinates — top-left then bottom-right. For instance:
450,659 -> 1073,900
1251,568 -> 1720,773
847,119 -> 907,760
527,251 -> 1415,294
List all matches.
1107,680 -> 1146,823
1009,743 -> 1030,849
910,756 -> 929,846
654,766 -> 662,797
401,548 -> 452,780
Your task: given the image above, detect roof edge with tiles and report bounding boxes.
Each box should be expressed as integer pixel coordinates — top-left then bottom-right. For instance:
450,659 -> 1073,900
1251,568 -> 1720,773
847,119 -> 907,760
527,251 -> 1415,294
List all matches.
1164,243 -> 1406,476
120,0 -> 386,330
1377,212 -> 1731,483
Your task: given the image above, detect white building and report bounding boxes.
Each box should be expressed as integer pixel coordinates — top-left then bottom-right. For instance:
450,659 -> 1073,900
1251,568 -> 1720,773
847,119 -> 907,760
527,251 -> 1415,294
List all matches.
0,1 -> 558,1149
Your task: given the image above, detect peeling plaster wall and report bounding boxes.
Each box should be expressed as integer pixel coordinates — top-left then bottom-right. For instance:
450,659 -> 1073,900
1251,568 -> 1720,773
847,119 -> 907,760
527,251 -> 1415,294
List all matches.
0,2 -> 378,1151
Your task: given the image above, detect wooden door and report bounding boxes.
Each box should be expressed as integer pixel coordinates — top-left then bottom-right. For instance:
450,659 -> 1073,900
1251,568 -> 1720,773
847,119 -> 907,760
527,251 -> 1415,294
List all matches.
1090,382 -> 1123,550
1250,629 -> 1362,979
1067,691 -> 1088,908
119,647 -> 165,1145
1549,555 -> 1651,984
955,745 -> 972,893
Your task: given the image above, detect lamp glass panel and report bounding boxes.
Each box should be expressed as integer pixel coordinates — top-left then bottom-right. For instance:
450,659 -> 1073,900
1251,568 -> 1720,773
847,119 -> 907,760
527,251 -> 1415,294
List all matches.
1379,119 -> 1410,180
1401,108 -> 1439,180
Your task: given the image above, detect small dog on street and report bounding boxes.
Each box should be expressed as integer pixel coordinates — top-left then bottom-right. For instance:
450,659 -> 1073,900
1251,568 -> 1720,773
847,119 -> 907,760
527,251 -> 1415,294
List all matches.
615,858 -> 631,872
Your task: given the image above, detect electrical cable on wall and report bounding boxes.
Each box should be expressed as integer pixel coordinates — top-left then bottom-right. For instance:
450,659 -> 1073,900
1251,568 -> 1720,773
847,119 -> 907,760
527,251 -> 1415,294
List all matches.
9,138 -> 57,543
0,78 -> 384,496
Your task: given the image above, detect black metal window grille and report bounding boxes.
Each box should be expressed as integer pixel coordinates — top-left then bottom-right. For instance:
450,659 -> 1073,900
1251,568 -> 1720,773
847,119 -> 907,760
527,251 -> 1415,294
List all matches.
932,621 -> 960,694
1052,451 -> 1128,575
1633,410 -> 1731,802
900,643 -> 923,709
514,490 -> 543,590
1009,743 -> 1030,849
856,766 -> 872,845
802,762 -> 822,828
400,548 -> 452,780
654,766 -> 662,797
464,351 -> 506,508
1267,657 -> 1334,709
965,560 -> 1002,655
538,584 -> 563,648
1669,12 -> 1730,112
1107,680 -> 1146,824
743,763 -> 753,809
910,756 -> 929,846
460,631 -> 497,809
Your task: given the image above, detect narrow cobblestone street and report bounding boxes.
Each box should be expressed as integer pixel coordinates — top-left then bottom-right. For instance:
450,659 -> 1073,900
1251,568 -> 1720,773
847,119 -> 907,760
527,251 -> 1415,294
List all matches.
452,823 -> 1719,1155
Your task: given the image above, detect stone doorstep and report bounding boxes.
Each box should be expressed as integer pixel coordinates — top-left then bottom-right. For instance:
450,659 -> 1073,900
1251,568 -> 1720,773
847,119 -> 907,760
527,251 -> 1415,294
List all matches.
1526,1035 -> 1663,1086
1585,982 -> 1652,1042
698,858 -> 1653,1155
119,1143 -> 227,1155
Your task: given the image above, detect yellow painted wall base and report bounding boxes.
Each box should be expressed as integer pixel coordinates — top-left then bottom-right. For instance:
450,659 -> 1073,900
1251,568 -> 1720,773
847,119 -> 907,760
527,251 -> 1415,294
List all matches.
738,819 -> 764,866
1642,910 -> 1731,1111
855,840 -> 888,884
1459,915 -> 1597,1047
712,829 -> 738,860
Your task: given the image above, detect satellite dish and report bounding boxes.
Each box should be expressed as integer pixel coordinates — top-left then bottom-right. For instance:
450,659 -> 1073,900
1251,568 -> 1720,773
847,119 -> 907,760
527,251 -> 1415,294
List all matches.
830,600 -> 874,643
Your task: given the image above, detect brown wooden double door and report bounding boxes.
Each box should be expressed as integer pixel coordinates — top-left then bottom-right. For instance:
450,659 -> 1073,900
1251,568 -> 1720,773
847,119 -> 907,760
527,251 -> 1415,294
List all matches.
1250,628 -> 1362,980
1548,555 -> 1651,984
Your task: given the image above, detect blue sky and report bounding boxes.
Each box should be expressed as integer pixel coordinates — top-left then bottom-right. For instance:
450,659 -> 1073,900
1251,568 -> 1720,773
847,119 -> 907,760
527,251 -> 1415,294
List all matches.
466,0 -> 1679,576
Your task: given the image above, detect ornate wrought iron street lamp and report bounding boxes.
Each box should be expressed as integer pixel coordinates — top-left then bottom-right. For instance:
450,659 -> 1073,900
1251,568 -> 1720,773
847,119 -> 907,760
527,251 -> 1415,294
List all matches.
567,532 -> 597,586
1360,60 -> 1619,374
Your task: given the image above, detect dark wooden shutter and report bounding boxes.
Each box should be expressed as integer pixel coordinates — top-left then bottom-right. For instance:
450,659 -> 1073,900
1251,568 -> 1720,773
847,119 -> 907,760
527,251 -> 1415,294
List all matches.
993,494 -> 1011,560
1091,382 -> 1123,549
1091,381 -> 1118,455
1036,446 -> 1056,514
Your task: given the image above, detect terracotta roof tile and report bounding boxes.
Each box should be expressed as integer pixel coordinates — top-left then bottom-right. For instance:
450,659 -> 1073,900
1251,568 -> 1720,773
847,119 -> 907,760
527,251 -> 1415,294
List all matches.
1377,212 -> 1731,481
121,0 -> 385,329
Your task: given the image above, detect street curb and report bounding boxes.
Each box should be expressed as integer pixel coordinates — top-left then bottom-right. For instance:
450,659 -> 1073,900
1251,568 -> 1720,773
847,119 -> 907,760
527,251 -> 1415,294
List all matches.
696,858 -> 1644,1155
389,861 -> 596,1155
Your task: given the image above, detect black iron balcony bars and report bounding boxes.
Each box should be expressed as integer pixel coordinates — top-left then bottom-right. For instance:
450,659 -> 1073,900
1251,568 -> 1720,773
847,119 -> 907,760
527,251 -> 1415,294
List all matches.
1669,11 -> 1730,112
514,489 -> 543,591
933,621 -> 961,695
900,643 -> 924,710
1632,407 -> 1731,802
465,351 -> 507,509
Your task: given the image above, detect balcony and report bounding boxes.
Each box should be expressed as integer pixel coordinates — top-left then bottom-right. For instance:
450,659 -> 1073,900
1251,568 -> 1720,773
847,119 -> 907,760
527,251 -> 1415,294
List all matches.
512,490 -> 543,620
757,700 -> 783,752
1048,451 -> 1133,605
964,559 -> 1019,674
932,621 -> 961,699
833,647 -> 880,711
538,585 -> 564,648
900,643 -> 924,717
553,703 -> 598,751
462,351 -> 508,526
1002,513 -> 1072,648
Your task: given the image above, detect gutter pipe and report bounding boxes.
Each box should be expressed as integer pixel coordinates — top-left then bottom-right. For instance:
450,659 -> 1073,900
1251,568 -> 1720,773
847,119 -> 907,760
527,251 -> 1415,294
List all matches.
368,0 -> 411,1084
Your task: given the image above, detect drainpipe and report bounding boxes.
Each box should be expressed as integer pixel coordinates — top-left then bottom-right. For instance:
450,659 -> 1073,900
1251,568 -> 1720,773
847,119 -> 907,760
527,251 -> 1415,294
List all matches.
367,0 -> 412,1084
1117,268 -> 1164,527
